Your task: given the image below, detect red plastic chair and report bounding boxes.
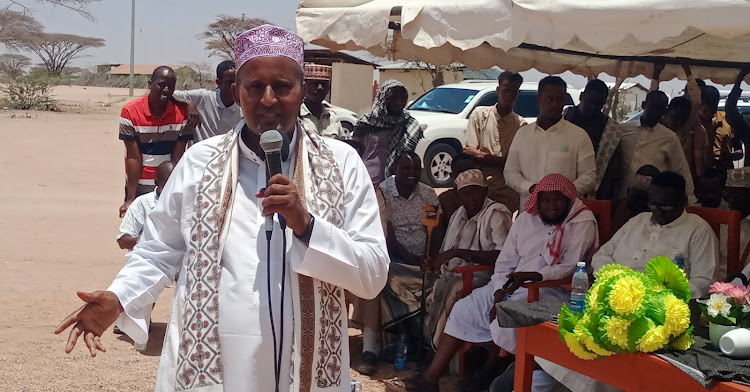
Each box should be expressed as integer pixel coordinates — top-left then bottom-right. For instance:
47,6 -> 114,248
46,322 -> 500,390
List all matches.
685,205 -> 741,276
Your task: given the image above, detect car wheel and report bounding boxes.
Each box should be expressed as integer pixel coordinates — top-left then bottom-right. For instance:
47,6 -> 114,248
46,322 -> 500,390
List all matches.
423,142 -> 456,188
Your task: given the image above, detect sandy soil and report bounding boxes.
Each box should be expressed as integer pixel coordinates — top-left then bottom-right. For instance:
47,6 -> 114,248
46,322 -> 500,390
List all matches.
0,86 -> 461,391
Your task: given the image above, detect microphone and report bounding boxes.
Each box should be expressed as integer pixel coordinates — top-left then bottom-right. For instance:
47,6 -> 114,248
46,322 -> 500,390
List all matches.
260,130 -> 290,238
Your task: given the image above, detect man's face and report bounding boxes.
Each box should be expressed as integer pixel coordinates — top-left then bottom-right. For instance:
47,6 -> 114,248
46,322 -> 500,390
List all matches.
695,176 -> 722,208
626,187 -> 650,215
304,78 -> 330,105
536,85 -> 567,120
148,70 -> 176,104
578,89 -> 607,117
216,68 -> 236,94
641,95 -> 668,126
648,185 -> 685,225
662,107 -> 690,131
394,155 -> 421,188
699,103 -> 716,123
496,80 -> 521,112
538,190 -> 571,225
458,185 -> 487,217
386,87 -> 408,116
232,56 -> 304,135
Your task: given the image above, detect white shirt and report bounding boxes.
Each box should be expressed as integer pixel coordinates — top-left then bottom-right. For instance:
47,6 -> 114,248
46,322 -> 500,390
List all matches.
379,176 -> 439,258
490,208 -> 598,294
117,191 -> 158,239
504,119 -> 596,209
107,130 -> 388,392
173,89 -> 243,141
592,211 -> 719,298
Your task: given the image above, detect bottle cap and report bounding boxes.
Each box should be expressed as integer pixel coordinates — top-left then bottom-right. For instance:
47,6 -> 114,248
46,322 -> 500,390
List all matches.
577,261 -> 586,267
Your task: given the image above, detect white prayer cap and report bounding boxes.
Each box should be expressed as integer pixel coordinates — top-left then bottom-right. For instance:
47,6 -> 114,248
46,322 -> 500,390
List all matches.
455,169 -> 486,190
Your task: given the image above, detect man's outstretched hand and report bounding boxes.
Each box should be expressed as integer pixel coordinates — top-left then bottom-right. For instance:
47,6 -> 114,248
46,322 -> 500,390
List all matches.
54,291 -> 123,357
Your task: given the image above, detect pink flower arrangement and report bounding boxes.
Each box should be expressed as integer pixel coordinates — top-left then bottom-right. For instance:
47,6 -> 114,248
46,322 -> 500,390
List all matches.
701,281 -> 750,327
709,282 -> 736,295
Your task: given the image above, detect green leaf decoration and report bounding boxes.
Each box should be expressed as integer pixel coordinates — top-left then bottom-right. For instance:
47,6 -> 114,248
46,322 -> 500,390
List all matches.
627,316 -> 655,351
558,303 -> 581,341
644,292 -> 668,325
644,256 -> 691,302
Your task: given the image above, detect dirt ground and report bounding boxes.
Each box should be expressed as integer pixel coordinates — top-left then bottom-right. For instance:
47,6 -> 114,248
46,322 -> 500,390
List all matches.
0,86 -> 461,391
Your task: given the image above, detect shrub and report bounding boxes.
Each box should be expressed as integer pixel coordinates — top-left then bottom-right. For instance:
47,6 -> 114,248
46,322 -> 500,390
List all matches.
1,78 -> 57,110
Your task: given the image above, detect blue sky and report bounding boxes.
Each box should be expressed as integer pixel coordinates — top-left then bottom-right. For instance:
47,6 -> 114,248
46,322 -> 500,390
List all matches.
17,0 -> 298,68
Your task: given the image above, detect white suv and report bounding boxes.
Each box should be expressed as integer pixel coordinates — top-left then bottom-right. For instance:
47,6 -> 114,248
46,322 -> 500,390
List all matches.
407,81 -> 580,187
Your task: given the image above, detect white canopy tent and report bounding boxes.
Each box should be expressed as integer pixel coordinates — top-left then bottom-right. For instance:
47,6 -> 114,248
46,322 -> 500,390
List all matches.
296,0 -> 750,84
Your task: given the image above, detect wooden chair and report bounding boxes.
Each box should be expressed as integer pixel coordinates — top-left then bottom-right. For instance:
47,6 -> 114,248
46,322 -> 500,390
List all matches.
685,205 -> 742,276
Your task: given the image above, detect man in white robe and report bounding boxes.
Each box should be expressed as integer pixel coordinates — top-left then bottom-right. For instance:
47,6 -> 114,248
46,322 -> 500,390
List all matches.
386,174 -> 598,392
535,171 -> 719,392
55,25 -> 389,392
424,168 -> 512,348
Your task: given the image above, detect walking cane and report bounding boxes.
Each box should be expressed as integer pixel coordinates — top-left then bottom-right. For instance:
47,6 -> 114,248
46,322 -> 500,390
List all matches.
420,203 -> 440,362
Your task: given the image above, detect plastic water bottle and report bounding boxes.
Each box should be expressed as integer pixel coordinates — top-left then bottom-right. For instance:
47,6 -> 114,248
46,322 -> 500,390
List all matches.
350,380 -> 362,392
569,262 -> 589,313
673,252 -> 686,270
394,334 -> 408,371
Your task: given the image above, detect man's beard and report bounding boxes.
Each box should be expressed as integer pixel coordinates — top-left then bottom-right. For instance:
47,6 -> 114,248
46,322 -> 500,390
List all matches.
541,213 -> 567,226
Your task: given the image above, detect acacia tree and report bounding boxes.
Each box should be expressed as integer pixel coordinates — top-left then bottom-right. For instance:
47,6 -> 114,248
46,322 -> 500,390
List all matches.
0,53 -> 31,79
0,9 -> 43,47
199,14 -> 270,61
21,32 -> 104,75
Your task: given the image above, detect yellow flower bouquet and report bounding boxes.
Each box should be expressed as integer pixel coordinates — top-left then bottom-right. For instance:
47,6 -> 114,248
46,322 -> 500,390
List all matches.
558,257 -> 694,359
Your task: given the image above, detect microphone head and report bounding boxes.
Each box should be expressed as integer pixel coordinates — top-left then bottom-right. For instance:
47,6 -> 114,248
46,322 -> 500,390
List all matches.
260,130 -> 284,154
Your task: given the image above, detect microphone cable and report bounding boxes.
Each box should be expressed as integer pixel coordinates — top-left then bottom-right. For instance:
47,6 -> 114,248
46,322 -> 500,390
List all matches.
266,216 -> 288,392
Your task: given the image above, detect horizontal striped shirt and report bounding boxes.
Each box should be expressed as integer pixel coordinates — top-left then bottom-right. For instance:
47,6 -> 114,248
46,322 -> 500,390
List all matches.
119,95 -> 193,185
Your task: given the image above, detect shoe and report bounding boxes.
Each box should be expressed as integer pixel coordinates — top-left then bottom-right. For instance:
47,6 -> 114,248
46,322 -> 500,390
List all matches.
357,351 -> 378,376
384,375 -> 439,392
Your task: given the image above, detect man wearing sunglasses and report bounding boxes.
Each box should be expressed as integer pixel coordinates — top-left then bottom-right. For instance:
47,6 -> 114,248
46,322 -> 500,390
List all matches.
592,171 -> 719,299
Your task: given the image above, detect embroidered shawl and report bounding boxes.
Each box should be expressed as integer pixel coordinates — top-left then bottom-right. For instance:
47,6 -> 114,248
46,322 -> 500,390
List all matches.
174,120 -> 346,392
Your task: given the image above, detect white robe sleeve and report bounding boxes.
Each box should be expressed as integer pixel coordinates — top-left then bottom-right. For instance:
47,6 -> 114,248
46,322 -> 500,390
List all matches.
290,145 -> 389,300
107,153 -> 192,344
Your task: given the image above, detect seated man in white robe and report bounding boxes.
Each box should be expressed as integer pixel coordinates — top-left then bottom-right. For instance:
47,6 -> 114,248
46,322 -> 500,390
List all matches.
55,25 -> 389,392
424,168 -> 512,350
386,174 -> 598,392
533,171 -> 720,392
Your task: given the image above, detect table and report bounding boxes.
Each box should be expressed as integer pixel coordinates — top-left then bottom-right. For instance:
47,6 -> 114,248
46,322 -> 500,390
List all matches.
514,321 -> 750,392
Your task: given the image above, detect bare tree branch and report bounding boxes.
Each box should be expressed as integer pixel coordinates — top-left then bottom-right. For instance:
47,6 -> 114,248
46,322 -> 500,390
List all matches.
199,15 -> 271,61
0,9 -> 42,48
7,0 -> 98,21
20,32 -> 103,75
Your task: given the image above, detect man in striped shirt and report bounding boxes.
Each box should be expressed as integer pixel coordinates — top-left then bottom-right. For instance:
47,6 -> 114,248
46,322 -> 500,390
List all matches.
118,66 -> 194,217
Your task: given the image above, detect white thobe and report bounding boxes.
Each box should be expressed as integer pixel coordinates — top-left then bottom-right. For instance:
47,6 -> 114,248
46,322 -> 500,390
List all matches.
592,211 -> 719,299
504,119 -> 597,210
443,209 -> 597,352
108,130 -> 388,391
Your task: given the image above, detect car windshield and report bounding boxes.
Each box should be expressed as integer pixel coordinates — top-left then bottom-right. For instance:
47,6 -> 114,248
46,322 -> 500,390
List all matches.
408,88 -> 478,114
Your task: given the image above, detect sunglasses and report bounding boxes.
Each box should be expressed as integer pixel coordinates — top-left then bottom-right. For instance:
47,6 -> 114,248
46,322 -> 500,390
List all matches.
648,203 -> 677,212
